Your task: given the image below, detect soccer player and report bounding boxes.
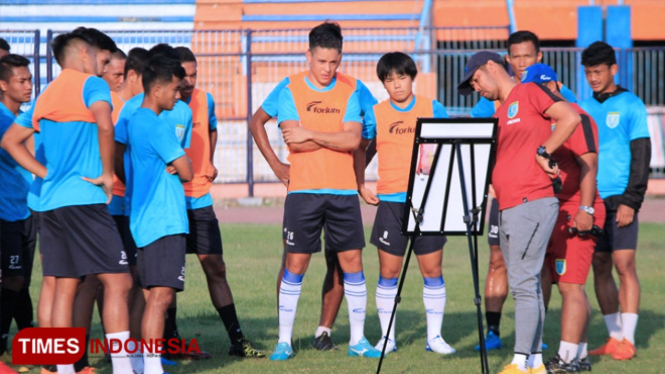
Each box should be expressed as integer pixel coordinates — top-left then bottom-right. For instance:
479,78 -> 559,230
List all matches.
0,54 -> 35,357
522,63 -> 604,372
127,56 -> 192,374
171,46 -> 264,358
580,41 -> 651,361
458,51 -> 581,374
102,49 -> 126,93
249,22 -> 377,351
472,30 -> 577,352
268,22 -> 379,361
0,39 -> 9,58
1,30 -> 133,374
355,52 -> 455,355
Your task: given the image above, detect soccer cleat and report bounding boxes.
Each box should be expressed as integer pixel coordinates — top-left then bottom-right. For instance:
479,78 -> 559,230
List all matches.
312,332 -> 338,351
16,366 -> 30,373
0,362 -> 17,374
498,364 -> 528,374
577,357 -> 592,372
161,357 -> 177,366
588,337 -> 621,356
76,368 -> 96,374
475,330 -> 503,351
611,339 -> 636,360
374,336 -> 397,355
545,354 -> 581,373
528,364 -> 546,374
228,336 -> 265,358
269,342 -> 294,361
348,337 -> 382,358
426,335 -> 456,355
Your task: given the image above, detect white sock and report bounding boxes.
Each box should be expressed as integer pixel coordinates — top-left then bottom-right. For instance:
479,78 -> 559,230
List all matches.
376,276 -> 398,341
106,331 -> 133,374
423,276 -> 446,341
344,271 -> 367,346
143,353 -> 162,374
278,269 -> 303,344
528,352 -> 543,368
621,313 -> 638,344
511,353 -> 528,372
557,341 -> 579,363
315,326 -> 331,338
127,340 -> 144,374
577,342 -> 588,360
56,365 -> 76,374
603,312 -> 623,340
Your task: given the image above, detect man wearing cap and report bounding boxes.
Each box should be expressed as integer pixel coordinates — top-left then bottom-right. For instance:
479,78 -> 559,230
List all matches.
522,63 -> 605,373
458,52 -> 581,374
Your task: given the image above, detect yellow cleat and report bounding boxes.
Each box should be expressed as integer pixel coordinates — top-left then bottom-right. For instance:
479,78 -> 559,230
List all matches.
498,364 -> 527,374
528,364 -> 546,374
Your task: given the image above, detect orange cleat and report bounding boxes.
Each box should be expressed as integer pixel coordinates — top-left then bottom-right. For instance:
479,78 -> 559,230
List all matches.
588,337 -> 621,356
611,340 -> 636,360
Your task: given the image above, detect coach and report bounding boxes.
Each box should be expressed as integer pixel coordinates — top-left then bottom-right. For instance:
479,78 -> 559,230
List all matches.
458,52 -> 581,374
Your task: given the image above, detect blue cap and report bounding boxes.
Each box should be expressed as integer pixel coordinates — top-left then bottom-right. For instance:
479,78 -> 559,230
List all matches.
521,63 -> 558,85
457,51 -> 503,96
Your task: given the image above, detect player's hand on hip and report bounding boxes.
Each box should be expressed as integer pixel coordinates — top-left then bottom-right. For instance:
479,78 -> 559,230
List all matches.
616,204 -> 635,228
205,164 -> 218,182
165,165 -> 177,175
271,162 -> 290,187
359,186 -> 379,206
536,155 -> 559,178
573,209 -> 593,233
82,174 -> 113,204
282,126 -> 311,144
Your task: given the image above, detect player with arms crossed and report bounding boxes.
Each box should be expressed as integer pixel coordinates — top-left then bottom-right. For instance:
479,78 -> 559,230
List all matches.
269,22 -> 380,361
355,52 -> 455,356
521,63 -> 605,373
458,51 -> 581,374
580,41 -> 651,361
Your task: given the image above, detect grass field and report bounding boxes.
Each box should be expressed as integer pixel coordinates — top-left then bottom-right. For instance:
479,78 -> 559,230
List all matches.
23,223 -> 665,373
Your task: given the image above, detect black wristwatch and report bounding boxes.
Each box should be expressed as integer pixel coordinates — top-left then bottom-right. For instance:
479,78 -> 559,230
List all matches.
537,145 -> 550,159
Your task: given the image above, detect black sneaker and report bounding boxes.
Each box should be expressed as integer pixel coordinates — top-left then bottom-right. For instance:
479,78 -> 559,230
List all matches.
229,336 -> 265,358
577,357 -> 592,372
312,332 -> 338,351
546,354 -> 581,373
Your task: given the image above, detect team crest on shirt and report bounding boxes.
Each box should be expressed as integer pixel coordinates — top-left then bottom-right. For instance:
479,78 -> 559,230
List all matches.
175,124 -> 185,141
606,112 -> 620,129
555,259 -> 566,275
507,101 -> 519,119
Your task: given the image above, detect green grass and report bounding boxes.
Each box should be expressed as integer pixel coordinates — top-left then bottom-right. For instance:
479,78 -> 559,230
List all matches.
26,223 -> 665,373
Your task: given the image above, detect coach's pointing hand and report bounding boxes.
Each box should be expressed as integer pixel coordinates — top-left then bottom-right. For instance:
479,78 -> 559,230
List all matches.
282,126 -> 312,144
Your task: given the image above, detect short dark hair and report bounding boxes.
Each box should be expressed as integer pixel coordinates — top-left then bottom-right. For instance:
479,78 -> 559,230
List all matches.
581,41 -> 617,67
142,57 -> 185,94
175,46 -> 196,63
0,54 -> 30,82
71,27 -> 117,53
51,32 -> 89,66
376,52 -> 418,82
124,47 -> 148,78
147,43 -> 181,62
0,38 -> 10,52
507,30 -> 540,53
111,49 -> 127,60
309,22 -> 343,53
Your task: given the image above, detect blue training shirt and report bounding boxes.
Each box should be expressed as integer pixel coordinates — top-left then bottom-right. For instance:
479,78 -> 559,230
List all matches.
184,91 -> 217,210
363,97 -> 449,203
14,104 -> 44,212
115,93 -> 193,216
0,103 -> 32,221
580,91 -> 651,199
128,108 -> 189,248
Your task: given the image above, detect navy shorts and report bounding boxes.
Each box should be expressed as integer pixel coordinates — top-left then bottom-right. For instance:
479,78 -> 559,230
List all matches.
488,198 -> 500,246
40,204 -> 129,278
1,215 -> 37,278
112,214 -> 138,266
596,206 -> 639,252
283,193 -> 365,254
137,234 -> 186,291
186,206 -> 223,255
370,201 -> 446,256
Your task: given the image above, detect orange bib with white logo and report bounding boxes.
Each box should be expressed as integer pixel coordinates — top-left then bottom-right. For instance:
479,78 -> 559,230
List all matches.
183,88 -> 213,198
